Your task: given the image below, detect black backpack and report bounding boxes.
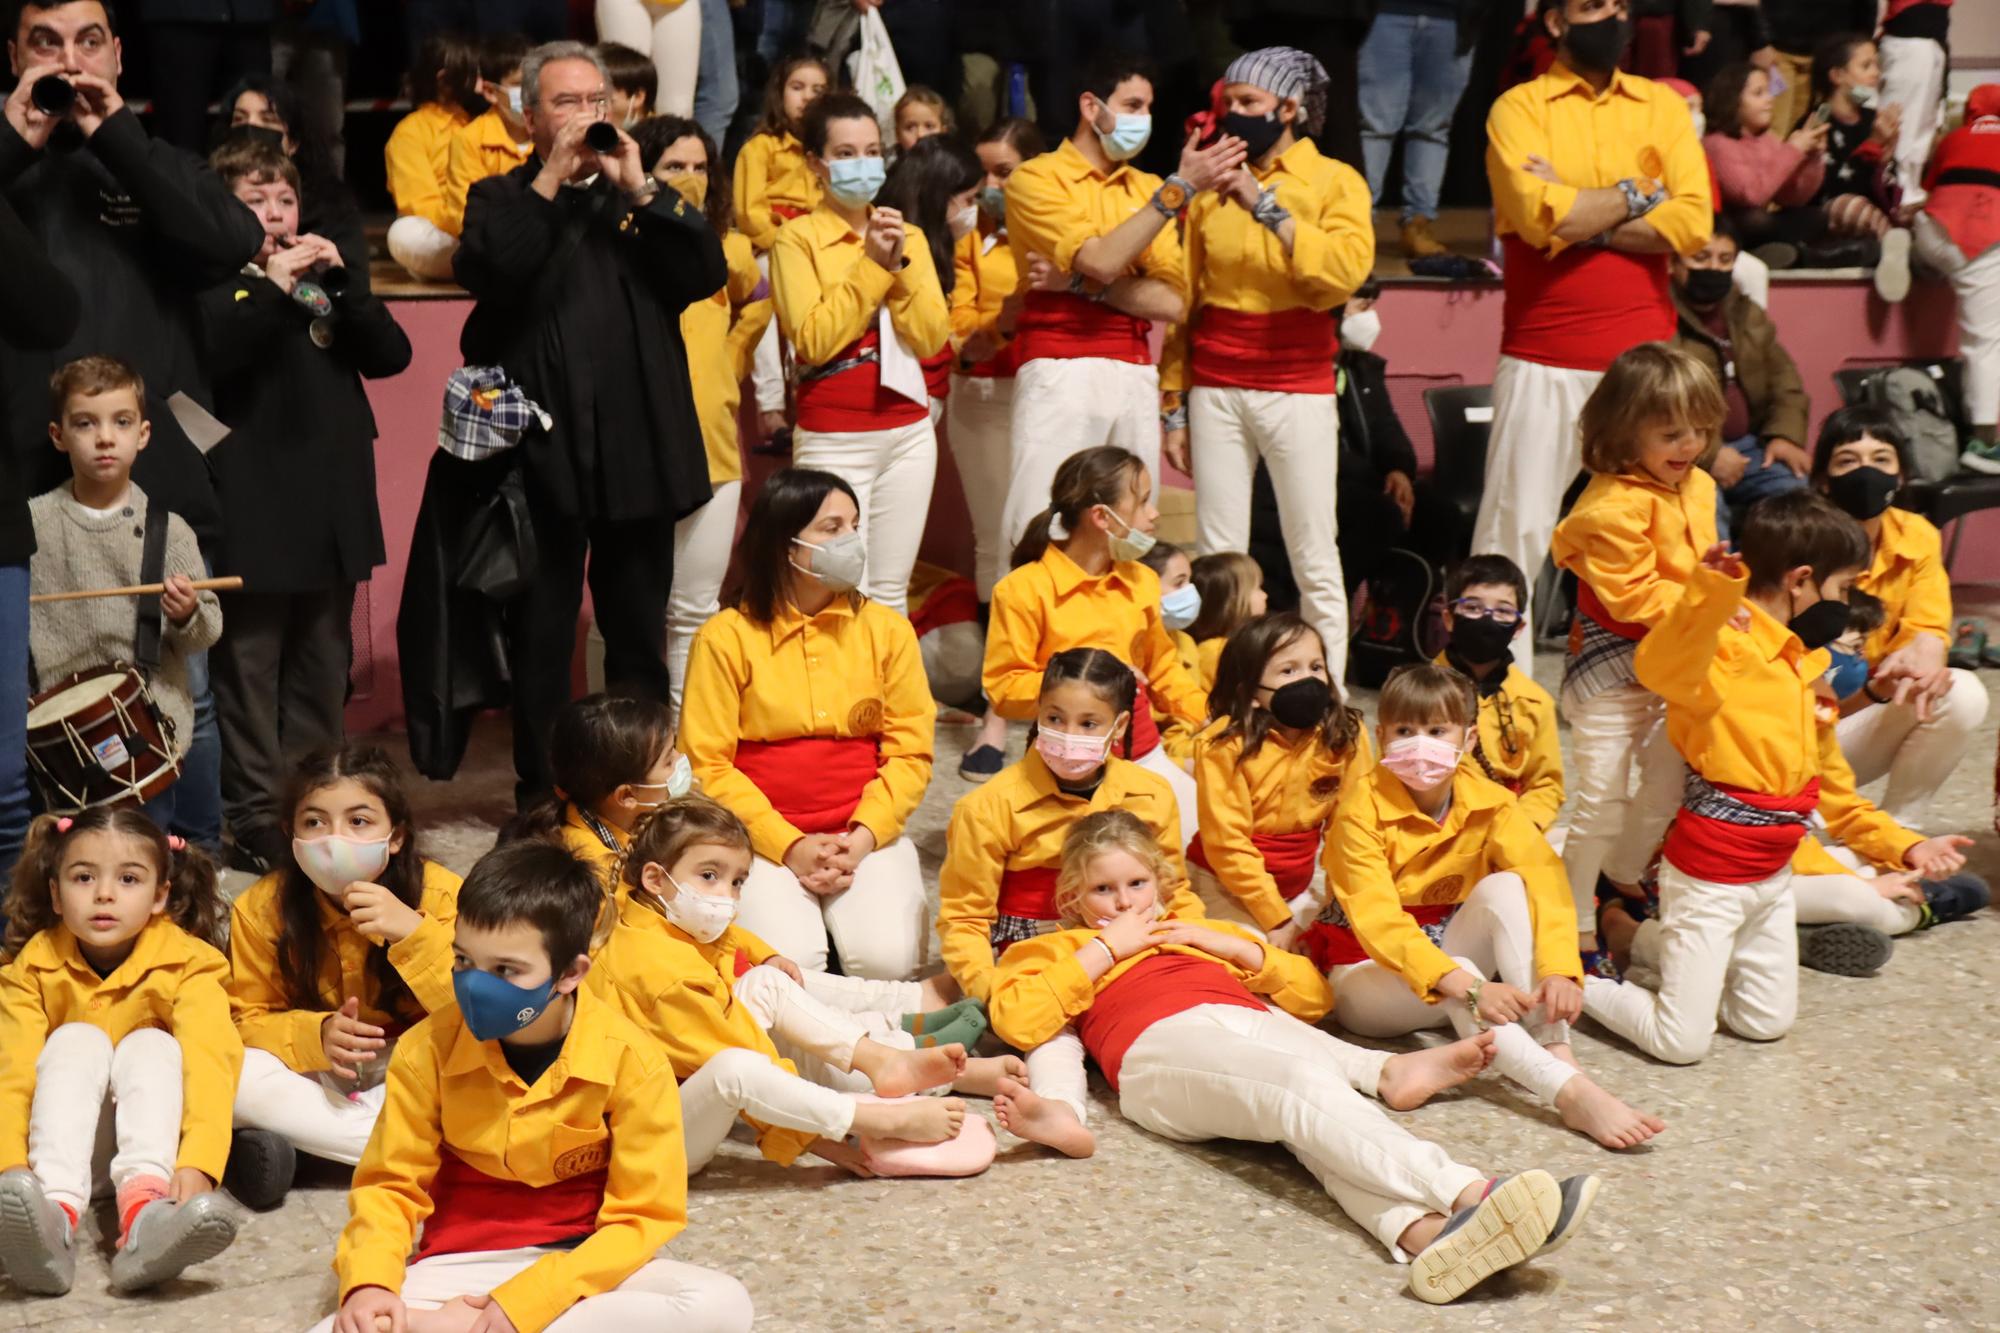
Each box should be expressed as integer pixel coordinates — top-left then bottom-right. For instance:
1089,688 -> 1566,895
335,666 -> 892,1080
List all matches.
1348,548 -> 1447,689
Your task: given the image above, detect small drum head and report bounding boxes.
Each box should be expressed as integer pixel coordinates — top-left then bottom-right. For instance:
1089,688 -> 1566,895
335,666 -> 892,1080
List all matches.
25,670 -> 127,728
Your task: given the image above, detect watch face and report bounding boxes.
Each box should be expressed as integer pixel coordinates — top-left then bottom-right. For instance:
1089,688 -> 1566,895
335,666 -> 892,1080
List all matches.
1158,183 -> 1188,211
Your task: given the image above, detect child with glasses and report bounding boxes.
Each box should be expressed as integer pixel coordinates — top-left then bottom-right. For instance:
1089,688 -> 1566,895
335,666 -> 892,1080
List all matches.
1436,556 -> 1564,836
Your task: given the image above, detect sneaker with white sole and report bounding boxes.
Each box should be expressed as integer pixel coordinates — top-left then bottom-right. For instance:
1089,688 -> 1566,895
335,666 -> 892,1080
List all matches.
1797,922 -> 1894,976
0,1168 -> 73,1296
108,1193 -> 241,1293
1408,1169 -> 1561,1304
1874,227 -> 1912,303
1962,440 -> 2000,476
1534,1173 -> 1602,1257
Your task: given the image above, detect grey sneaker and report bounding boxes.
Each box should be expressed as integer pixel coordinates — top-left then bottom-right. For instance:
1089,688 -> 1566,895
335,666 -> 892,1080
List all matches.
0,1167 -> 74,1296
1534,1173 -> 1602,1257
1797,922 -> 1894,976
1409,1169 -> 1560,1304
1962,440 -> 2000,476
108,1192 -> 240,1293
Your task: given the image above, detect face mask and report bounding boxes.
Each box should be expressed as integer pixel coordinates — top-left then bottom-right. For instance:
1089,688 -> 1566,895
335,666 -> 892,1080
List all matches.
1339,308 -> 1382,354
630,753 -> 694,805
790,530 -> 867,592
1447,614 -> 1516,665
1219,109 -> 1284,160
1823,647 -> 1871,701
224,124 -> 287,154
949,204 -> 979,239
504,85 -> 524,117
825,155 -> 885,206
1380,734 -> 1462,789
1160,582 -> 1201,631
978,185 -> 1006,225
1824,465 -> 1899,521
665,172 -> 708,209
1561,13 -> 1632,74
657,872 -> 737,942
293,834 -> 393,898
1850,83 -> 1878,110
1095,107 -> 1152,162
1265,676 -> 1331,730
1098,505 -> 1156,562
1789,595 -> 1850,652
453,966 -> 557,1041
1690,109 -> 1706,138
1683,267 -> 1734,306
1036,725 -> 1115,780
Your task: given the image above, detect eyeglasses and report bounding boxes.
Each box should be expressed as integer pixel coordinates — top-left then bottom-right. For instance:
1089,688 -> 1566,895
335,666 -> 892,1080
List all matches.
1450,599 -> 1523,626
549,92 -> 612,113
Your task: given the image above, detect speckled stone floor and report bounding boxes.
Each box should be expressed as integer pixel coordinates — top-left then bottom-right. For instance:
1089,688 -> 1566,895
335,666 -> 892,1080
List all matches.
11,646 -> 2000,1331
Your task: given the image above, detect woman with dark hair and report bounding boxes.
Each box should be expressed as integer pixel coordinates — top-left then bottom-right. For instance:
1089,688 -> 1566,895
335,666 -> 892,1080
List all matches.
677,469 -> 938,980
881,134 -> 983,419
219,74 -> 366,276
385,31 -> 484,281
633,115 -> 772,715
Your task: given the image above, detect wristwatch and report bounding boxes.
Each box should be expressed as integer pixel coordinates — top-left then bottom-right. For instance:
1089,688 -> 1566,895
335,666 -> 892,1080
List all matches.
1250,185 -> 1291,232
1151,173 -> 1192,219
1616,176 -> 1665,220
1066,272 -> 1108,303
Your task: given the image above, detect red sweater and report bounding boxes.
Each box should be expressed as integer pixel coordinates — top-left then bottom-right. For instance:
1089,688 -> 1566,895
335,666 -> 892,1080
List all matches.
1704,131 -> 1825,211
1922,89 -> 2000,260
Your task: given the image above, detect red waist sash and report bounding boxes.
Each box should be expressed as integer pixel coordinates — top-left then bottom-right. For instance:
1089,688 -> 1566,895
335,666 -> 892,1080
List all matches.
1186,827 -> 1321,899
960,338 -> 1022,378
1661,780 -> 1820,884
1499,235 -> 1674,371
1016,291 -> 1151,365
1129,701 -> 1161,759
415,1150 -> 607,1262
996,866 -> 1059,921
1075,953 -> 1264,1090
909,574 -> 979,638
734,735 -> 881,835
772,203 -> 807,222
795,328 -> 931,432
922,346 -> 952,401
1576,584 -> 1649,642
1301,904 -> 1458,971
1190,307 -> 1337,393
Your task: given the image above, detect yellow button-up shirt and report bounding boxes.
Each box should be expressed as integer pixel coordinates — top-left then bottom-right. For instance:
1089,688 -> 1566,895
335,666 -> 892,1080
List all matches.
770,205 -> 950,366
1794,716 -> 1926,875
442,108 -> 532,237
679,596 -> 936,864
732,129 -> 822,254
1857,506 -> 1952,663
683,229 -> 768,485
0,918 -> 240,1180
1552,468 -> 1719,628
226,860 -> 463,1074
385,100 -> 471,231
950,225 -> 1020,365
334,987 -> 686,1333
1003,138 -> 1186,297
938,750 -> 1202,1001
1325,762 -> 1581,1002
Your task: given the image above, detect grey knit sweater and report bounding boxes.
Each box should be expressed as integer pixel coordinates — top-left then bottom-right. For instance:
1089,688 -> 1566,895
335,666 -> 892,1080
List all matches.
27,481 -> 222,759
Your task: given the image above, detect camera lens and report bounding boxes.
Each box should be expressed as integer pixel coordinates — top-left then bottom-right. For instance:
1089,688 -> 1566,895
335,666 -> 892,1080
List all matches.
31,75 -> 76,117
584,121 -> 619,154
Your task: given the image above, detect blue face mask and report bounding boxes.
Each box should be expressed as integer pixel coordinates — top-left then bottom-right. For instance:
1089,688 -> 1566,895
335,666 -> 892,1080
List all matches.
1161,582 -> 1201,631
825,155 -> 885,206
1823,647 -> 1871,701
1097,111 -> 1152,162
978,184 -> 1006,225
453,966 -> 557,1042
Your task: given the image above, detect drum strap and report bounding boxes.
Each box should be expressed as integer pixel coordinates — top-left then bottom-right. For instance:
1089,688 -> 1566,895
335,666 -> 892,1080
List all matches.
133,502 -> 169,676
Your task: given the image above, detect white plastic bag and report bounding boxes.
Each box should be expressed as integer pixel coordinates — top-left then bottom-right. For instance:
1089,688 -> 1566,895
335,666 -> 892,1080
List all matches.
848,8 -> 906,138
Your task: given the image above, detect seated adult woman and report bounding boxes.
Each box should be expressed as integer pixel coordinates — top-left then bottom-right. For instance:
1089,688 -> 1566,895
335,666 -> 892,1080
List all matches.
678,468 -> 938,980
1811,405 -> 1989,827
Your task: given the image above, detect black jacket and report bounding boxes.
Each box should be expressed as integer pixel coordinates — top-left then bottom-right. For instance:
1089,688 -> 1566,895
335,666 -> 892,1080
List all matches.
0,110 -> 266,551
0,193 -> 81,565
455,167 -> 726,524
1336,349 -> 1419,485
199,268 -> 412,594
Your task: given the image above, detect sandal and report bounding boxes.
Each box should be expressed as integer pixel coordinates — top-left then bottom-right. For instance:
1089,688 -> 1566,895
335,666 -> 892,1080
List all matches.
1948,618 -> 1988,671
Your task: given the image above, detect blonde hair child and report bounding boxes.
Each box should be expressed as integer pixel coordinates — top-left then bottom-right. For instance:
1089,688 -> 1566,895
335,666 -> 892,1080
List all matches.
893,84 -> 952,151
1187,551 -> 1267,690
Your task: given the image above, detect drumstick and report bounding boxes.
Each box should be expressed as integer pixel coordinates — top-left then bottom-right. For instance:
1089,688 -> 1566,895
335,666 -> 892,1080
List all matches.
29,576 -> 244,604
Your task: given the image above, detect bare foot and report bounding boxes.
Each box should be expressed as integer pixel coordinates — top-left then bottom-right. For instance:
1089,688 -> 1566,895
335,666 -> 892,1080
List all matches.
1554,1074 -> 1666,1149
918,973 -> 963,1009
1378,1031 -> 1497,1111
992,1075 -> 1095,1158
954,1054 -> 1026,1097
856,1096 -> 967,1144
869,1042 -> 968,1097
1545,1041 -> 1580,1070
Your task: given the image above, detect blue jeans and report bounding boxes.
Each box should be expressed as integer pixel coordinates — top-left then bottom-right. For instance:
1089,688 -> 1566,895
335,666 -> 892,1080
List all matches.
1716,436 -> 1810,539
693,0 -> 739,149
0,564 -> 30,881
174,646 -> 223,855
1357,13 -> 1473,221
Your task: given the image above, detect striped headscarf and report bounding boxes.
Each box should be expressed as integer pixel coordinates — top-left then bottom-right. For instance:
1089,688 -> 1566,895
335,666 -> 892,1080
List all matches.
1222,46 -> 1330,137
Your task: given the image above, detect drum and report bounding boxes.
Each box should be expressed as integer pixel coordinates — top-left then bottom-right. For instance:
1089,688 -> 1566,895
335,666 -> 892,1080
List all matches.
24,664 -> 180,812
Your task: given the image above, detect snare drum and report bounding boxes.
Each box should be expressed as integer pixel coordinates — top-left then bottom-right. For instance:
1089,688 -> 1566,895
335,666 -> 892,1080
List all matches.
25,664 -> 181,812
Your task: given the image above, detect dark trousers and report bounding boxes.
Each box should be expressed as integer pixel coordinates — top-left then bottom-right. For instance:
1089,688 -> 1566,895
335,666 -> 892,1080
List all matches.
505,497 -> 673,804
880,0 -> 959,104
0,564 -> 28,882
212,585 -> 355,866
145,21 -> 273,152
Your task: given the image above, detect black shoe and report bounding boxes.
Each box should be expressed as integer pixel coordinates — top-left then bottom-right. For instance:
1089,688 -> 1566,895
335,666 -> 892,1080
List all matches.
1919,874 -> 1991,927
1797,922 -> 1894,976
1751,241 -> 1800,270
1798,237 -> 1879,269
222,1129 -> 296,1211
958,744 -> 1005,780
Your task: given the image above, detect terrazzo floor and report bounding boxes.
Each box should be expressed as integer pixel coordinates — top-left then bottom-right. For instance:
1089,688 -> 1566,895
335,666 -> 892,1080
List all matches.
10,647 -> 2000,1331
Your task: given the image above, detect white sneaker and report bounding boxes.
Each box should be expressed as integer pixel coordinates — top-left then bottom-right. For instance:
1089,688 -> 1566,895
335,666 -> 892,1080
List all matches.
0,1168 -> 73,1296
1874,227 -> 1913,303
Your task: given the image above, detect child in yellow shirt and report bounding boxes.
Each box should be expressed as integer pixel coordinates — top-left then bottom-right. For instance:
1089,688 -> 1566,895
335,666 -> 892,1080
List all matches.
318,840 -> 752,1333
1587,493 -> 1873,1064
383,32 -> 481,280
226,745 -> 461,1209
1138,540 -> 1202,767
1436,555 -> 1565,835
1187,550 -> 1267,690
0,809 -> 241,1296
992,810 -> 1597,1305
1188,611 -> 1372,946
735,54 -> 830,442
1307,665 -> 1664,1151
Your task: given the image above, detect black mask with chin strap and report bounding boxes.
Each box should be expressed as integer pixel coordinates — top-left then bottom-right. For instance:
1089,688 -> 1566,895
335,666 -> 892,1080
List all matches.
1682,267 -> 1734,307
1266,676 -> 1332,730
1562,12 -> 1633,74
1219,110 -> 1285,162
1823,465 -> 1900,520
1788,597 -> 1851,651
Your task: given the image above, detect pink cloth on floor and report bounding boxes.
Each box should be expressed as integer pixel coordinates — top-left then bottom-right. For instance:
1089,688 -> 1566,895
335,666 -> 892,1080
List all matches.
853,1097 -> 997,1177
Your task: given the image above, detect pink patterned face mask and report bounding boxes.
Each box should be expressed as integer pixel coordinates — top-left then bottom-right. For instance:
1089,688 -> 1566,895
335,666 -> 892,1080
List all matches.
1036,725 -> 1114,780
1379,734 -> 1462,789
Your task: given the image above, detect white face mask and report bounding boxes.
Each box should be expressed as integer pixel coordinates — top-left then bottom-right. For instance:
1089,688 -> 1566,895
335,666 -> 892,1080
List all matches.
657,872 -> 738,943
293,833 -> 394,898
628,754 -> 694,805
790,530 -> 866,593
949,204 -> 979,239
1340,307 -> 1382,354
1689,108 -> 1707,139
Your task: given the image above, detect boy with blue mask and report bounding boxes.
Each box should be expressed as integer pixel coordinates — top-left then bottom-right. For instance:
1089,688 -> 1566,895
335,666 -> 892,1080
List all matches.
440,34 -> 534,240
319,840 -> 753,1333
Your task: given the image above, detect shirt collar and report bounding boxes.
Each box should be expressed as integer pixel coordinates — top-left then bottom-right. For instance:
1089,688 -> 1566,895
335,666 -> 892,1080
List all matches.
805,202 -> 865,243
1054,136 -> 1128,185
1369,760 -> 1502,826
1547,60 -> 1645,103
442,984 -> 621,1090
566,802 -> 627,855
1743,598 -> 1808,665
48,915 -> 174,983
1256,136 -> 1318,181
1871,506 -> 1923,573
1041,542 -> 1135,600
769,593 -> 859,646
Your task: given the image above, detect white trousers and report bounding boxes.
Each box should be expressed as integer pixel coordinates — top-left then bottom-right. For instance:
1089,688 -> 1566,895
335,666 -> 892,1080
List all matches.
1022,1026 -> 1089,1127
1118,1004 -> 1482,1259
1834,668 -> 1989,828
1561,682 -> 1685,912
1000,357 -> 1161,552
792,416 -> 938,615
732,963 -> 919,1092
1915,215 -> 2000,428
1134,743 -> 1198,842
1879,35 -> 1947,209
668,478 -> 741,716
303,1245 -> 754,1333
680,1048 -> 857,1173
1793,872 -> 1925,935
1472,355 -> 1603,669
751,253 -> 786,414
1582,857 -> 1796,1065
1328,873 -> 1580,1107
385,215 -> 458,281
232,1046 -> 386,1167
1188,386 -> 1349,689
30,1024 -> 181,1216
593,0 -> 702,116
1188,861 -> 1270,940
947,374 -> 1016,599
734,837 -> 929,979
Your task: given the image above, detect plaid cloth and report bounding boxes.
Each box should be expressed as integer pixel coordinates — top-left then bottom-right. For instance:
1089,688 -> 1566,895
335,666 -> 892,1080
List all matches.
1560,615 -> 1639,711
1313,893 -> 1462,954
991,914 -> 1060,956
438,364 -> 553,461
1681,772 -> 1814,827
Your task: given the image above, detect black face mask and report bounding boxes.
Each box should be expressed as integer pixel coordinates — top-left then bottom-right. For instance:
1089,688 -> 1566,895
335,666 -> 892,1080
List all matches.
1447,615 -> 1516,666
1824,465 -> 1900,520
1789,596 -> 1850,651
1220,110 -> 1285,161
1266,676 -> 1332,730
1562,13 -> 1633,74
223,124 -> 288,154
1683,268 -> 1734,306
